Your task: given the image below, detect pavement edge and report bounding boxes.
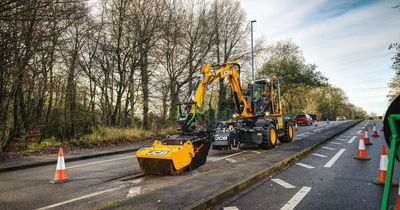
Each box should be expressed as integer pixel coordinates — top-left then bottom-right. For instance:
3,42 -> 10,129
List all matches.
0,147 -> 139,173
185,120 -> 363,210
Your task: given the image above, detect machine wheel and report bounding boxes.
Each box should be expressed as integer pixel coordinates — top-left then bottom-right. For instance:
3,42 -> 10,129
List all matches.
279,121 -> 294,143
384,95 -> 400,161
259,124 -> 278,149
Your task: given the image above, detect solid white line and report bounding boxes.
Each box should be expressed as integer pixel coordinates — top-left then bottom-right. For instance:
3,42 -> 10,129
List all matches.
312,153 -> 327,157
348,136 -> 357,144
67,156 -> 133,169
295,163 -> 314,169
357,130 -> 361,134
322,147 -> 336,151
272,178 -> 296,189
36,186 -> 125,210
324,148 -> 346,168
223,207 -> 240,210
329,142 -> 342,145
280,186 -> 312,210
335,138 -> 348,142
212,151 -> 247,162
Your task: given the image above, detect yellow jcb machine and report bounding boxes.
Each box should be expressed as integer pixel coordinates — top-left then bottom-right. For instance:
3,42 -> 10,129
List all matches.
211,62 -> 294,150
136,61 -> 294,175
136,63 -> 223,175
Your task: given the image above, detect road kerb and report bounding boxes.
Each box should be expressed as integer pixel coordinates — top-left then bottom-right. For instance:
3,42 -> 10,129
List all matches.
0,147 -> 140,173
185,120 -> 362,210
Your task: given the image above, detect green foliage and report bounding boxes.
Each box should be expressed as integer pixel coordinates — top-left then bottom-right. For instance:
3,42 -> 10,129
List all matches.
389,43 -> 400,74
387,74 -> 400,102
257,40 -> 327,97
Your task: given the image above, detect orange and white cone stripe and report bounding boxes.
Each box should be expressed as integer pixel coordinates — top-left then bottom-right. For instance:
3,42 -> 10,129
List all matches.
364,130 -> 372,145
373,145 -> 388,184
372,125 -> 379,137
295,123 -> 298,132
50,147 -> 69,183
354,133 -> 370,160
395,177 -> 400,210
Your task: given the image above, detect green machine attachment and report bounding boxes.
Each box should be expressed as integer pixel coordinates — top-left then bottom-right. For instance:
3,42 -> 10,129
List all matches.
381,96 -> 400,210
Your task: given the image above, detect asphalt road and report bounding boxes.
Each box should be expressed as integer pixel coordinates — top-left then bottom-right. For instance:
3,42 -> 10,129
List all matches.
0,121 -> 345,210
219,120 -> 400,210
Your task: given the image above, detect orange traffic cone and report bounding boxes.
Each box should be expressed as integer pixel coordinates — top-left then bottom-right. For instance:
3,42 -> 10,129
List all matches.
395,178 -> 400,210
364,130 -> 372,145
372,125 -> 379,137
354,133 -> 370,160
373,145 -> 388,184
295,123 -> 298,132
50,147 -> 69,183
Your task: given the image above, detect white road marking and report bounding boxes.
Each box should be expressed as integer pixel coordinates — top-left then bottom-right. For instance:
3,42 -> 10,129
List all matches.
295,163 -> 314,169
335,138 -> 348,142
348,136 -> 357,144
297,132 -> 310,136
357,130 -> 362,134
280,186 -> 312,210
250,151 -> 261,154
272,178 -> 296,189
329,142 -> 342,145
67,156 -> 133,169
211,151 -> 247,162
313,128 -> 323,132
36,186 -> 125,210
223,207 -> 240,210
127,186 -> 141,198
322,147 -> 336,151
225,158 -> 237,163
294,137 -> 302,140
324,149 -> 346,168
128,177 -> 144,184
312,153 -> 327,157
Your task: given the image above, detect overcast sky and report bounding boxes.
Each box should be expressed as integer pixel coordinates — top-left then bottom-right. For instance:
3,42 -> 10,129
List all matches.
240,0 -> 400,115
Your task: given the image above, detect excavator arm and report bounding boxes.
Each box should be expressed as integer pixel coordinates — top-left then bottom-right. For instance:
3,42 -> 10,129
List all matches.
214,61 -> 254,118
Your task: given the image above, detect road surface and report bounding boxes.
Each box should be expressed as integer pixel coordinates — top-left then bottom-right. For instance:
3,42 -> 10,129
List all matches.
219,120 -> 399,210
0,121 -> 367,210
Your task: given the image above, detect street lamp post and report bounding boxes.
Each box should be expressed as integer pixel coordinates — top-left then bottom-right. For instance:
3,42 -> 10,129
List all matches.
251,20 -> 256,81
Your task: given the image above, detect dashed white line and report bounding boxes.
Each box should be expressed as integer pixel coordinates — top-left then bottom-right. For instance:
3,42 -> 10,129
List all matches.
324,148 -> 346,168
36,186 -> 125,210
348,136 -> 357,144
295,163 -> 314,169
312,153 -> 327,157
225,158 -> 237,163
322,147 -> 336,151
127,186 -> 141,198
314,128 -> 323,132
280,186 -> 312,210
223,206 -> 240,210
335,138 -> 348,142
297,132 -> 310,136
329,142 -> 342,145
67,156 -> 133,169
211,151 -> 247,162
272,178 -> 296,189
